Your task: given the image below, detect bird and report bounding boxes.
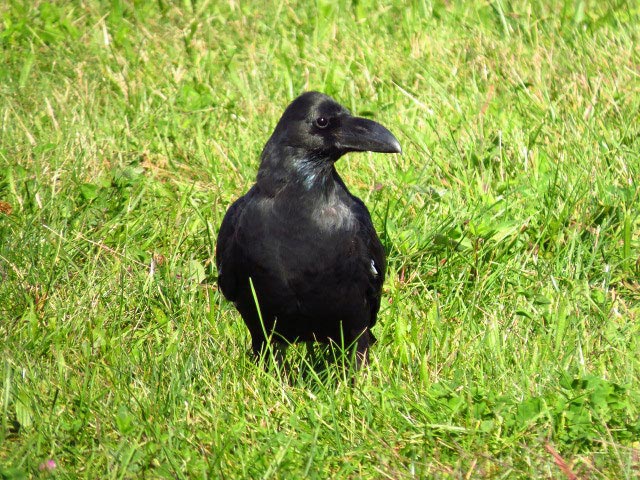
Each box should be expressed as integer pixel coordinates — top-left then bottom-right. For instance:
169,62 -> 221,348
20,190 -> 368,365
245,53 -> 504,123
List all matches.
215,91 -> 401,369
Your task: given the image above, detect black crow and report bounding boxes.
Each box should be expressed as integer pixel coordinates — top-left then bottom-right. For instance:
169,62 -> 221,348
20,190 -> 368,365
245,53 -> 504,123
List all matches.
216,91 -> 401,368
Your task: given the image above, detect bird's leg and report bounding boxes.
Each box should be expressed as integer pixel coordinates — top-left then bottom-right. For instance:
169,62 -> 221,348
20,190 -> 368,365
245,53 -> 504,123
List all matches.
271,341 -> 287,370
305,341 -> 320,367
251,335 -> 267,361
252,335 -> 289,377
352,328 -> 371,371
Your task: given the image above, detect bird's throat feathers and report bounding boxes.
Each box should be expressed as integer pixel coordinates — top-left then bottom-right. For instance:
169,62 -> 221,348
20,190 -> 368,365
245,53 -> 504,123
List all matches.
291,155 -> 334,190
257,144 -> 337,195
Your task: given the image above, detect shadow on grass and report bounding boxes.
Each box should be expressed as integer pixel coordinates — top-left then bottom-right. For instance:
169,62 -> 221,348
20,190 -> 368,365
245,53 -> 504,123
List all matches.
255,341 -> 364,390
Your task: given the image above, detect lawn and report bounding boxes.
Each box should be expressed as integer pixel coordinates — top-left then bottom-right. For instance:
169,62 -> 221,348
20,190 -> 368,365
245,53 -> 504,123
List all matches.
1,0 -> 639,478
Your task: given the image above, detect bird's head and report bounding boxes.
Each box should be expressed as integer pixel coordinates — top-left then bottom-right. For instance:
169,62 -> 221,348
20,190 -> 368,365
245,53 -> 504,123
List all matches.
258,92 -> 401,191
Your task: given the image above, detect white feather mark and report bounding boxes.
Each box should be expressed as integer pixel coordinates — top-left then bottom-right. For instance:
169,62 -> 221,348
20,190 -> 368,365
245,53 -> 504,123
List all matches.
370,259 -> 378,276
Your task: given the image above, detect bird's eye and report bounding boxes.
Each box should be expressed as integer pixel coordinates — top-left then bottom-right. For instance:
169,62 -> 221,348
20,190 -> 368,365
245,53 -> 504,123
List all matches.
315,117 -> 329,129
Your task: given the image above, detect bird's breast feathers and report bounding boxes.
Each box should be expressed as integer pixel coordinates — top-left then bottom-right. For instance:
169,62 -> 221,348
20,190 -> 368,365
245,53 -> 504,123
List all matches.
311,202 -> 356,231
251,189 -> 357,233
237,201 -> 369,277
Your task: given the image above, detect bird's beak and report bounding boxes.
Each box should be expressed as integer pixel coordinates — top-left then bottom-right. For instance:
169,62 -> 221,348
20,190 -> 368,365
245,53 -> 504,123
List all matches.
336,116 -> 402,154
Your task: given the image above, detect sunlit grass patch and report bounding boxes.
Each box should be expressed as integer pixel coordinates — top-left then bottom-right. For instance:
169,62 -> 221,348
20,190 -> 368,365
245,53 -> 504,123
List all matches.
1,1 -> 639,478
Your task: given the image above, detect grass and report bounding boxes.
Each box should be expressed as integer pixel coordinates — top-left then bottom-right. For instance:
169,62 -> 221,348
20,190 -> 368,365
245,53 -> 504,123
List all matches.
1,0 -> 639,477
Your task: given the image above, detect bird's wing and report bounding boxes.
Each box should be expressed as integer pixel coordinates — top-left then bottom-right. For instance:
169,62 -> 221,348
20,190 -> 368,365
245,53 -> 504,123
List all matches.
351,197 -> 386,329
215,192 -> 250,302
